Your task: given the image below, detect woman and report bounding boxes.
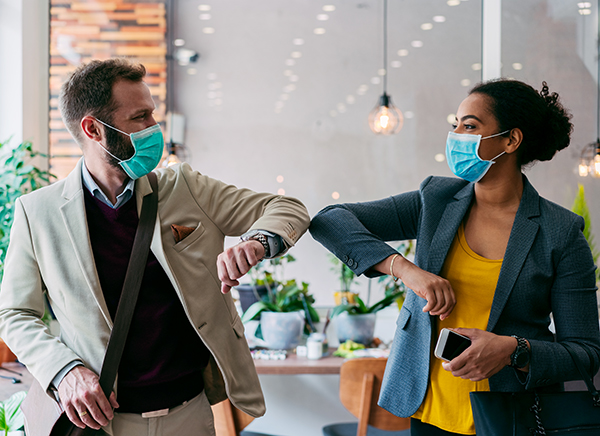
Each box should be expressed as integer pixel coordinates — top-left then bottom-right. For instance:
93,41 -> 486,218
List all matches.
310,79 -> 600,435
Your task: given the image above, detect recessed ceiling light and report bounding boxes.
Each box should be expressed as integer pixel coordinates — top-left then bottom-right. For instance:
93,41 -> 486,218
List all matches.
323,5 -> 336,12
404,111 -> 414,119
293,38 -> 305,45
370,77 -> 381,85
512,62 -> 523,70
330,110 -> 338,117
203,27 -> 215,34
187,68 -> 197,75
207,73 -> 217,80
275,101 -> 284,108
278,188 -> 286,195
433,16 -> 446,22
174,39 -> 185,46
284,70 -> 293,76
461,79 -> 471,87
199,13 -> 211,20
434,153 -> 446,162
578,2 -> 592,8
337,103 -> 347,113
314,28 -> 326,35
447,113 -> 456,124
331,192 -> 340,200
277,175 -> 284,183
317,14 -> 329,21
356,86 -> 368,96
285,59 -> 295,66
579,9 -> 591,15
284,84 -> 296,92
421,23 -> 433,30
281,94 -> 289,101
198,5 -> 211,11
346,95 -> 356,104
291,51 -> 302,58
411,40 -> 423,48
447,0 -> 460,5
289,75 -> 299,82
391,61 -> 402,68
397,49 -> 409,56
378,68 -> 387,76
471,63 -> 482,71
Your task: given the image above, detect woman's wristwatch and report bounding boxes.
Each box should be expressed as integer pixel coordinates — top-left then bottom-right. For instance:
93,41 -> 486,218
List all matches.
510,335 -> 530,368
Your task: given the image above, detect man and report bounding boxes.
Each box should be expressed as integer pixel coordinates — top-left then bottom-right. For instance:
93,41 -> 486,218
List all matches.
0,58 -> 310,435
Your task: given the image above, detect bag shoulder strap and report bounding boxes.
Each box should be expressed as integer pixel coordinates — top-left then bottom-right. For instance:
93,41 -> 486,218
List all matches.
563,341 -> 600,405
98,171 -> 159,397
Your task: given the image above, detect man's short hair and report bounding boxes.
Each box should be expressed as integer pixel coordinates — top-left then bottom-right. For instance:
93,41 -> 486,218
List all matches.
59,58 -> 146,145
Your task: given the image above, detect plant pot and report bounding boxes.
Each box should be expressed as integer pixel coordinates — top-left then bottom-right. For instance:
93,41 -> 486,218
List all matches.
0,339 -> 16,364
236,284 -> 269,313
260,311 -> 304,350
336,312 -> 376,346
334,291 -> 359,306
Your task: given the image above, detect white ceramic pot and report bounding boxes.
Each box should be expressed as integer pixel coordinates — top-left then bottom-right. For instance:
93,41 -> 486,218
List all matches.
260,311 -> 304,349
336,312 -> 376,346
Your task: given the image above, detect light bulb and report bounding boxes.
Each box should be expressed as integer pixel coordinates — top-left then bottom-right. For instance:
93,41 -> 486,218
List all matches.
579,160 -> 590,177
368,93 -> 403,135
162,153 -> 181,167
592,154 -> 600,178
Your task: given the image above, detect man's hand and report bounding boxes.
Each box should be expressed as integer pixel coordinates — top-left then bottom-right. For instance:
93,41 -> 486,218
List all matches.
441,328 -> 517,381
217,240 -> 265,293
58,366 -> 119,430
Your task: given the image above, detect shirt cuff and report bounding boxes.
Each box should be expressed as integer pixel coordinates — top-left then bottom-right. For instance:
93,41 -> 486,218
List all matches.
51,360 -> 84,390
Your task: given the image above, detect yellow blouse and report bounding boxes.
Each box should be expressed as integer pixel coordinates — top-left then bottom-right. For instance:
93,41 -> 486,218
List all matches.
412,223 -> 502,435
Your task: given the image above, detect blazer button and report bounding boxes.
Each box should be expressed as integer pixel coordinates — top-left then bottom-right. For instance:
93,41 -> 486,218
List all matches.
343,255 -> 349,262
347,259 -> 354,267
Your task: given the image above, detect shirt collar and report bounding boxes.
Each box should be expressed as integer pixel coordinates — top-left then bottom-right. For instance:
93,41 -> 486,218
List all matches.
81,159 -> 135,209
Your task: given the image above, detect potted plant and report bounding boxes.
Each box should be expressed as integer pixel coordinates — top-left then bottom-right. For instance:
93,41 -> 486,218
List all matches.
332,242 -> 414,346
329,254 -> 359,305
240,255 -> 319,349
0,391 -> 26,436
0,138 -> 55,361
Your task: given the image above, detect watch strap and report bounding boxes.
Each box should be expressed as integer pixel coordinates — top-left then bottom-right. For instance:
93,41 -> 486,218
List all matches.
510,335 -> 530,368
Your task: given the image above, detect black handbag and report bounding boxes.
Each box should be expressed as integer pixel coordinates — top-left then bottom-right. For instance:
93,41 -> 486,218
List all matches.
470,342 -> 600,436
21,172 -> 159,436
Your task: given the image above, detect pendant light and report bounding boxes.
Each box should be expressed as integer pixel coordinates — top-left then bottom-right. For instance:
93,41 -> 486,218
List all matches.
369,0 -> 403,135
578,4 -> 600,178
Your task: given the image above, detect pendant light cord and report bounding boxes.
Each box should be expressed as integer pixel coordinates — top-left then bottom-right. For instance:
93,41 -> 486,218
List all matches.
383,0 -> 388,94
596,2 -> 599,142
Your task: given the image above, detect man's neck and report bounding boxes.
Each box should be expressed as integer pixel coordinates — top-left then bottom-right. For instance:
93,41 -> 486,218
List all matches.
84,158 -> 129,206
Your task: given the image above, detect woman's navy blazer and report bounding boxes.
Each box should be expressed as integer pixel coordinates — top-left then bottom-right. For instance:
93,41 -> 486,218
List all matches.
310,175 -> 600,418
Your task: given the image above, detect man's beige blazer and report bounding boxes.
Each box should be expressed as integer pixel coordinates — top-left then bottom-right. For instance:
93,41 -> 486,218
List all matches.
0,159 -> 310,417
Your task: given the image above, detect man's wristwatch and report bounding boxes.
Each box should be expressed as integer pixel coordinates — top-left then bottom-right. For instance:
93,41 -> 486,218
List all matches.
510,335 -> 530,368
241,231 -> 270,259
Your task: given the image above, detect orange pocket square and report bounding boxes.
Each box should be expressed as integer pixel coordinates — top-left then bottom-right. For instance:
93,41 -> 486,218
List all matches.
171,224 -> 195,244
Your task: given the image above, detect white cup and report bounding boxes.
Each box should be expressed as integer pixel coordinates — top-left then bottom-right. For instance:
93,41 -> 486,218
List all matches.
307,340 -> 323,360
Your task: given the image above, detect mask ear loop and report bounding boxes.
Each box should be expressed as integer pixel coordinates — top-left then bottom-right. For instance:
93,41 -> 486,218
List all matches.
96,141 -> 124,163
478,129 -> 511,161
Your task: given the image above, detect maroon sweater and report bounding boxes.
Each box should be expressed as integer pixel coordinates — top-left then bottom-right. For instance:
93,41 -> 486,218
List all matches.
84,187 -> 210,413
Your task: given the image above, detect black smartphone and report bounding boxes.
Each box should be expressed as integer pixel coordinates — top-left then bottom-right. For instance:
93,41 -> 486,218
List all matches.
434,328 -> 472,361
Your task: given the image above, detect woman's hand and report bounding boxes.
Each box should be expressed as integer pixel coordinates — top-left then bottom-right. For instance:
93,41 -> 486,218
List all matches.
379,255 -> 456,320
441,328 -> 518,381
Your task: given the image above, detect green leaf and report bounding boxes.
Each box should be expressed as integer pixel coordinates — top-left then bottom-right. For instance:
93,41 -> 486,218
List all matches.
331,304 -> 353,317
368,290 -> 404,313
0,390 -> 26,431
241,301 -> 278,323
355,296 -> 368,313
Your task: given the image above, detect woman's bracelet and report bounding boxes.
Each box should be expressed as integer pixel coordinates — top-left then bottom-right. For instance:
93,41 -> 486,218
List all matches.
389,254 -> 400,283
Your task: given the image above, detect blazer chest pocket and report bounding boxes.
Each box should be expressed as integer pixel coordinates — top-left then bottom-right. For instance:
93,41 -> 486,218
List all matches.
396,307 -> 411,330
173,222 -> 206,252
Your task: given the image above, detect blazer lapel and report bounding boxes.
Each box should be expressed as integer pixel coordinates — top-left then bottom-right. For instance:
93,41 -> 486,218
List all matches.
486,176 -> 540,331
60,159 -> 113,328
427,183 -> 474,275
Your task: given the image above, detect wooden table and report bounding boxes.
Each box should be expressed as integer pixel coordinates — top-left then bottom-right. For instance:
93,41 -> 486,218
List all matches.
253,350 -> 345,375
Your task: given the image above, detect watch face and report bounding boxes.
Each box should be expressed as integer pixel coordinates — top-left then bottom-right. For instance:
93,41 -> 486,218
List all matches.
515,349 -> 529,367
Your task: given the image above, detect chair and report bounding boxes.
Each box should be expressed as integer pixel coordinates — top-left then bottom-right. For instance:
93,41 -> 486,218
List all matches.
212,399 -> 256,436
323,358 -> 411,436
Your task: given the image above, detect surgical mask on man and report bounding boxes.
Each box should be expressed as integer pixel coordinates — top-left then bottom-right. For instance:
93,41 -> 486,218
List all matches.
95,118 -> 164,180
445,130 -> 510,182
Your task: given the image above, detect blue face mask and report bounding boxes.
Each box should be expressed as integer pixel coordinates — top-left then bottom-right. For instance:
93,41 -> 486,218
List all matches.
445,130 -> 510,182
95,119 -> 164,180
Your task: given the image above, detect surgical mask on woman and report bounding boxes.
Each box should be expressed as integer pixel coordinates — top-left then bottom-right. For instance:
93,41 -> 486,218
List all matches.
445,130 -> 510,182
95,118 -> 164,180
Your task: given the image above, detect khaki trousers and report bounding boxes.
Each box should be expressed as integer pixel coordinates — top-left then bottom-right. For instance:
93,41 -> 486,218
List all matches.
102,392 -> 215,436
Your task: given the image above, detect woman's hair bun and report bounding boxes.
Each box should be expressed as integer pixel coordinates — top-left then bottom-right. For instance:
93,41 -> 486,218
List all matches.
470,79 -> 573,166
